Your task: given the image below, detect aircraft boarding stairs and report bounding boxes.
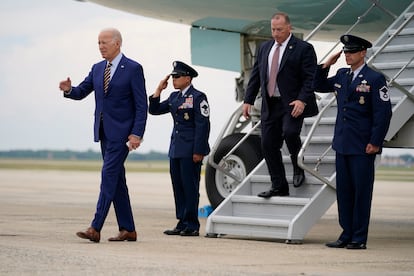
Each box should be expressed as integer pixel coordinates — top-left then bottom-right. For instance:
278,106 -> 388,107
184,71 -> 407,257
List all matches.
205,3 -> 414,243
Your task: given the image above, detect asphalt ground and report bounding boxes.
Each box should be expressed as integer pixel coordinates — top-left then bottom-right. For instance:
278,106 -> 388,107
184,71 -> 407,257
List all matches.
1,169 -> 414,275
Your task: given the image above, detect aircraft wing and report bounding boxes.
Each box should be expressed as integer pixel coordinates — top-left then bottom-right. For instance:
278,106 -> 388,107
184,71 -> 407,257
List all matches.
77,0 -> 412,71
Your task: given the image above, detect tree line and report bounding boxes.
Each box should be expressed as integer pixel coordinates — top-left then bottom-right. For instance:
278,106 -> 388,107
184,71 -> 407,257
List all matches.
0,150 -> 168,161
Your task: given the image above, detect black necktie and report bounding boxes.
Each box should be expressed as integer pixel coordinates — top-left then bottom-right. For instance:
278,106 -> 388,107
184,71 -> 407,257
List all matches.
348,71 -> 354,86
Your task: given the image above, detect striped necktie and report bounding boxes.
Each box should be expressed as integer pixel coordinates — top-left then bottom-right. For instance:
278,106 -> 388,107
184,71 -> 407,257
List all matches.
104,62 -> 112,93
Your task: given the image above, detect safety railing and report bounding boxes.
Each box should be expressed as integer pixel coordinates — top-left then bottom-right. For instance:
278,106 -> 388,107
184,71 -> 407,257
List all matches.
208,0 -> 410,185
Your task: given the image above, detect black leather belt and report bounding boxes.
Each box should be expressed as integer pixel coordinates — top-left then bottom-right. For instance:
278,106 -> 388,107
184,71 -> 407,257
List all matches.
269,96 -> 282,101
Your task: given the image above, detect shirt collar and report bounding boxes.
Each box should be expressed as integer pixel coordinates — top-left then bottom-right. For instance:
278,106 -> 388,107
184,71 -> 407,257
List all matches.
108,52 -> 123,69
181,84 -> 192,96
352,63 -> 366,78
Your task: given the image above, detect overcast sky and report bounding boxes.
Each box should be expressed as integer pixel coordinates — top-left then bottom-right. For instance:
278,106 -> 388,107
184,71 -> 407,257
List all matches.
0,0 -> 411,156
0,0 -> 242,154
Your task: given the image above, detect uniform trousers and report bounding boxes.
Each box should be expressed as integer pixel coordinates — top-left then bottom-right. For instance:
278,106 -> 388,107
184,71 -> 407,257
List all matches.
91,124 -> 135,232
336,152 -> 376,244
261,97 -> 304,190
169,157 -> 201,231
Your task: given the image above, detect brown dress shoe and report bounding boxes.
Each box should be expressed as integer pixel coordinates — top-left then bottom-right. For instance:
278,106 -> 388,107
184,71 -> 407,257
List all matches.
108,230 -> 137,242
76,227 -> 100,243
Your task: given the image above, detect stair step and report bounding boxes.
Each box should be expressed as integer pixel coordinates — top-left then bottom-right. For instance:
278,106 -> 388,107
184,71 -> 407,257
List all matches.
250,174 -> 333,185
390,77 -> 414,86
304,117 -> 336,125
231,195 -> 310,206
373,44 -> 414,53
389,27 -> 414,36
210,215 -> 290,228
372,61 -> 414,69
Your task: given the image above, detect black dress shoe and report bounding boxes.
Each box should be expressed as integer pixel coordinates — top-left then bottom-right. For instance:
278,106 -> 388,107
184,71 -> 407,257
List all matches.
293,170 -> 305,188
163,228 -> 182,235
325,240 -> 348,248
346,242 -> 367,250
257,188 -> 289,198
180,229 -> 199,236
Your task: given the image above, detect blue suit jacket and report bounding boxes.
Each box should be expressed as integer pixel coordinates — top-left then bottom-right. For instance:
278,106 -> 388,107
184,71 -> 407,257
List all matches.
149,85 -> 210,158
314,64 -> 392,154
65,55 -> 148,142
244,35 -> 318,120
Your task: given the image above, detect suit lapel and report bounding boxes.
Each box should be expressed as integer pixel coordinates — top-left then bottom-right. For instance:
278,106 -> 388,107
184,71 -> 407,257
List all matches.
263,40 -> 274,83
106,54 -> 126,94
279,35 -> 295,72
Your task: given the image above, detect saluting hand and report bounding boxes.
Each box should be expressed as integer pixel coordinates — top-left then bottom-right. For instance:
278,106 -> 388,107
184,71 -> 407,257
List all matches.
153,75 -> 170,98
322,51 -> 342,69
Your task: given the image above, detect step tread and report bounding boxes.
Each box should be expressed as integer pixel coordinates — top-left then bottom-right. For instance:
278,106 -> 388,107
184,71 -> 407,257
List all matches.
231,194 -> 310,205
210,215 -> 291,227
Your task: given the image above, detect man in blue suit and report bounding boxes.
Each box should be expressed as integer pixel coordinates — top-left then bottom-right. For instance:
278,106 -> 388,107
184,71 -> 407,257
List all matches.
149,61 -> 210,237
59,28 -> 148,242
243,12 -> 318,197
314,34 -> 392,249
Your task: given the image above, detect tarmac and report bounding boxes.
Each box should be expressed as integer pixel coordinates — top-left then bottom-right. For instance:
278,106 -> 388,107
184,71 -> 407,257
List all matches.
1,169 -> 413,275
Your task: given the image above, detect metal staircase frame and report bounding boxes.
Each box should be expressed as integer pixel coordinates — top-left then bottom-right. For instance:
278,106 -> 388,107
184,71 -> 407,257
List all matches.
206,0 -> 414,243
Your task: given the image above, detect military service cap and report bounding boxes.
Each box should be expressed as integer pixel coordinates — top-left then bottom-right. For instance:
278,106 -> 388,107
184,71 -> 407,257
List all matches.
171,61 -> 198,78
340,34 -> 372,53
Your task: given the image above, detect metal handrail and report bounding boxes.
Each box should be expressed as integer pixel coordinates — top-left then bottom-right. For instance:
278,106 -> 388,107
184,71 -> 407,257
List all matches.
298,95 -> 337,189
304,0 -> 348,42
207,0 -> 412,186
368,11 -> 414,102
207,104 -> 261,182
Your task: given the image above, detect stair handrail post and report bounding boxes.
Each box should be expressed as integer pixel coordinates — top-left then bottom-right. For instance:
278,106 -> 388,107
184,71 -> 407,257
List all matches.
298,94 -> 337,189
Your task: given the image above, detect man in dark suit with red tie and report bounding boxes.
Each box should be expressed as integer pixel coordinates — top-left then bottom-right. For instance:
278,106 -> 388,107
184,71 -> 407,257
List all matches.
243,12 -> 318,197
59,28 -> 148,242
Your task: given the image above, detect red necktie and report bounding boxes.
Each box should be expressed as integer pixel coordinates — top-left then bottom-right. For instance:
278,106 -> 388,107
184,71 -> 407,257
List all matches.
267,44 -> 281,97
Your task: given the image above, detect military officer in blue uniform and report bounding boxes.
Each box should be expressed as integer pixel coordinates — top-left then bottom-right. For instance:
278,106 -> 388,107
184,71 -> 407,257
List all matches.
314,34 -> 392,250
149,61 -> 210,237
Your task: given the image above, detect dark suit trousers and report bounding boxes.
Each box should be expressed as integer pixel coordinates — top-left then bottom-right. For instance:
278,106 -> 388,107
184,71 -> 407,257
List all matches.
91,125 -> 135,232
261,97 -> 304,190
336,153 -> 375,244
169,157 -> 201,231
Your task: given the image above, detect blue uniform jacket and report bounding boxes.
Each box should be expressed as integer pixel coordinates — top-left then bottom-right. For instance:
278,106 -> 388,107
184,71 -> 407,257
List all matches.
314,64 -> 392,154
149,85 -> 210,158
64,55 -> 148,143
